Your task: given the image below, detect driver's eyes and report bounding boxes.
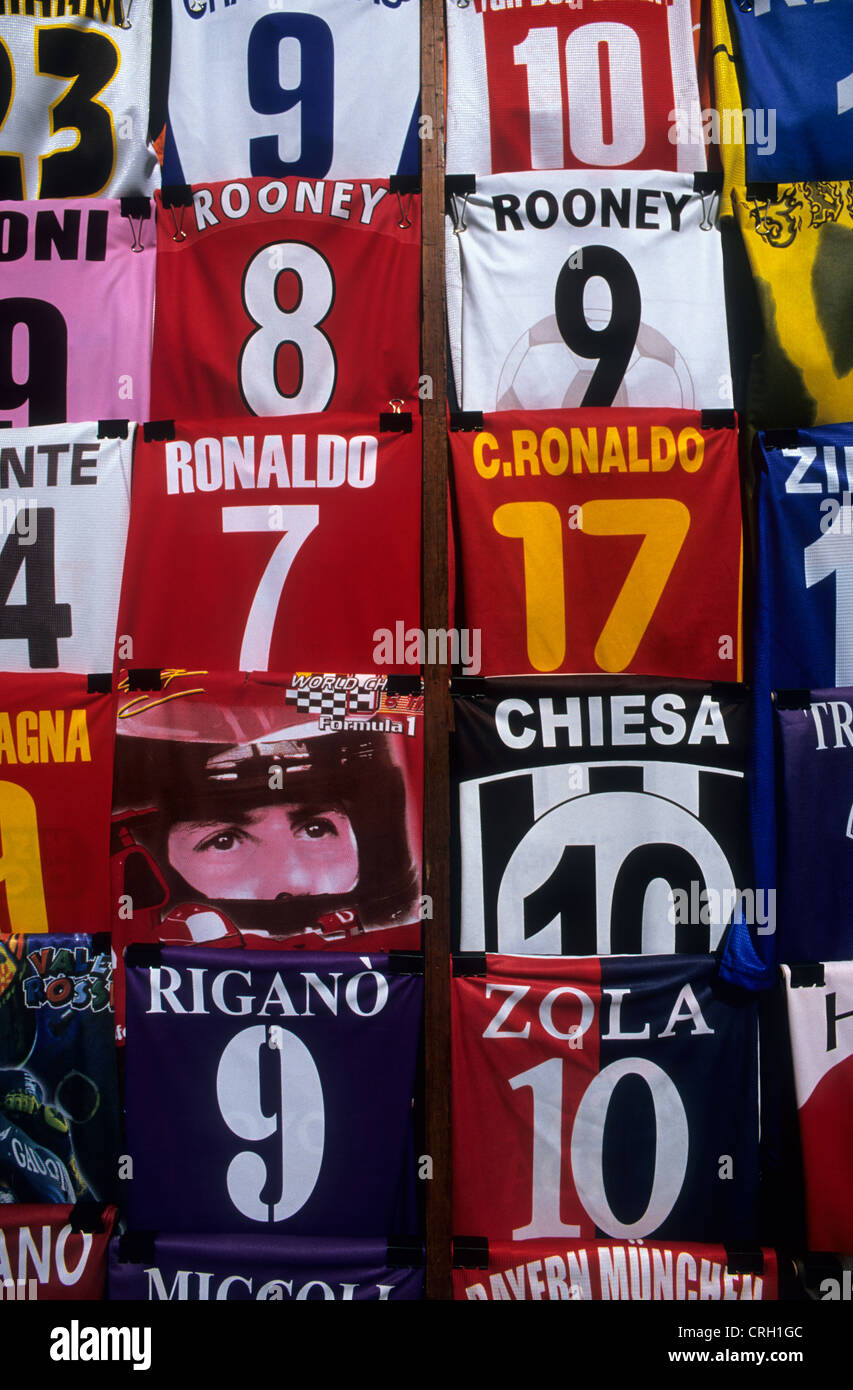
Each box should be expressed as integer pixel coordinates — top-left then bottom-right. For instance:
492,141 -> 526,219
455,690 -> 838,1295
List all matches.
197,829 -> 244,853
296,817 -> 337,839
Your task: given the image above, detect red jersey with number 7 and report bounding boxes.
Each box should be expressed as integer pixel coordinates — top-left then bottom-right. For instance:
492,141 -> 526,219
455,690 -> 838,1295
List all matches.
115,414 -> 421,674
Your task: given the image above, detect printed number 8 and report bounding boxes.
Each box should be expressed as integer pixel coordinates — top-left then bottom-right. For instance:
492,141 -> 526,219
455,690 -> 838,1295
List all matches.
238,242 -> 336,416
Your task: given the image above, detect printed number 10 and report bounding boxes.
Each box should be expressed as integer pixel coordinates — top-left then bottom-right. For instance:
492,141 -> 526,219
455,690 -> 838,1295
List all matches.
514,22 -> 645,168
494,497 -> 690,672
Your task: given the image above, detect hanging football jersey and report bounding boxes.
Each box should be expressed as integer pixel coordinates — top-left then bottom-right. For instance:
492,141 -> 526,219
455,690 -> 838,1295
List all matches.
0,677 -> 114,936
731,182 -> 853,428
452,954 -> 760,1243
733,426 -> 853,991
709,0 -> 745,211
446,0 -> 705,176
754,425 -> 853,692
109,1233 -> 423,1301
0,199 -> 155,427
449,408 -> 742,679
783,961 -> 853,1252
117,415 -> 420,674
452,677 -> 751,956
111,670 -> 423,951
453,1240 -> 777,1301
0,933 -> 120,1204
725,0 -> 853,186
446,171 -> 732,413
124,946 -> 422,1234
162,0 -> 419,186
0,422 -> 132,674
150,179 -> 420,420
776,691 -> 853,965
0,1204 -> 116,1299
0,0 -> 158,199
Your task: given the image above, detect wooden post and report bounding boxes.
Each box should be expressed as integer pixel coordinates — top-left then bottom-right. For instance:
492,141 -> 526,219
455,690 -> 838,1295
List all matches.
420,0 -> 452,1303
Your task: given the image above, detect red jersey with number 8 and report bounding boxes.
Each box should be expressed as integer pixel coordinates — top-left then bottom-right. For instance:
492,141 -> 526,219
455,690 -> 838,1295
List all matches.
150,179 -> 421,422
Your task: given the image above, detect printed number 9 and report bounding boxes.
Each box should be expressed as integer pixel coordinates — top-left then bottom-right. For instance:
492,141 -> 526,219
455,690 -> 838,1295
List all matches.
216,1024 -> 325,1224
555,246 -> 641,407
247,13 -> 334,177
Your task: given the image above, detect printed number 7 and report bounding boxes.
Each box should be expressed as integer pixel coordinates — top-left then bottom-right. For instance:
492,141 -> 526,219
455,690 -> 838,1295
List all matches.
222,505 -> 320,670
493,497 -> 690,672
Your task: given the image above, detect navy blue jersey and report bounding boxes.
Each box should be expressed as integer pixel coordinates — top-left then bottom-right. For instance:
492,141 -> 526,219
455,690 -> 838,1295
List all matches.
124,947 -> 422,1235
109,1233 -> 423,1300
777,690 -> 853,962
726,425 -> 853,988
728,0 -> 853,184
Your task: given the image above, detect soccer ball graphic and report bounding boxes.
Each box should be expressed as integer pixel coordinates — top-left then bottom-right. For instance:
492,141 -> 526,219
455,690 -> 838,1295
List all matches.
495,311 -> 696,411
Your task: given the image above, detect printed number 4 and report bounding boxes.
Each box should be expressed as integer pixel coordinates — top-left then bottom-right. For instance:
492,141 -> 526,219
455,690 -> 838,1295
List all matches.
222,504 -> 319,670
494,497 -> 689,672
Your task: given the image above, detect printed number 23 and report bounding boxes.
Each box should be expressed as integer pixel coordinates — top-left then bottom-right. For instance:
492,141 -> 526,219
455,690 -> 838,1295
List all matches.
494,497 -> 690,672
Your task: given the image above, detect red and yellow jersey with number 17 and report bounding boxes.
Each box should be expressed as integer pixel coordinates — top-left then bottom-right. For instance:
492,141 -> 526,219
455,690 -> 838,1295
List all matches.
449,409 -> 742,680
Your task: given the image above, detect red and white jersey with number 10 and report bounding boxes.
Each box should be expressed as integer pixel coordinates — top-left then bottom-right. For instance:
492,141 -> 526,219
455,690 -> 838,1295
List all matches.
150,179 -> 421,422
447,0 -> 705,175
447,171 -> 732,415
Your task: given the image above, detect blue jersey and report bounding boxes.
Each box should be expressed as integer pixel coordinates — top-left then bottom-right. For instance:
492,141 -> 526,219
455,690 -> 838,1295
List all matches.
125,948 -> 423,1235
725,425 -> 853,988
728,0 -> 853,184
777,691 -> 853,962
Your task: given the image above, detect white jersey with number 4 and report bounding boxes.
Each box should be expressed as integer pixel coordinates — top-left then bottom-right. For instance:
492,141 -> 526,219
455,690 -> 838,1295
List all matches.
0,422 -> 133,673
447,170 -> 732,414
163,0 -> 421,185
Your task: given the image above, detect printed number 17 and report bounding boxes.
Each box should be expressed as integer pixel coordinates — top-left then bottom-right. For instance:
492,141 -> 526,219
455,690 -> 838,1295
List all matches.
494,497 -> 690,672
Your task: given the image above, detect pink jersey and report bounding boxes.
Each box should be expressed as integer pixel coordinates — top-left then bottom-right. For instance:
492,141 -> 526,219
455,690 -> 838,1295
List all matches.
0,199 -> 155,428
